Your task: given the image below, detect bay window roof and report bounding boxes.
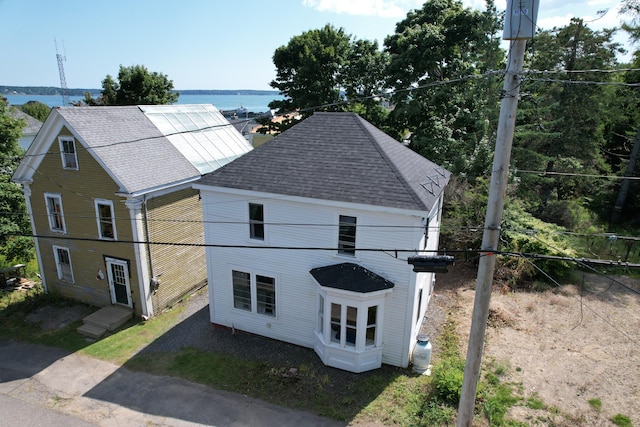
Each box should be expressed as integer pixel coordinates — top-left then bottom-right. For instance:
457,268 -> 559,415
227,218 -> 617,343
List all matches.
310,263 -> 395,293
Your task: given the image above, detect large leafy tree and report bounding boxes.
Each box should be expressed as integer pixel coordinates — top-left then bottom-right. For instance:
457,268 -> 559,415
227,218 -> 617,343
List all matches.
89,65 -> 179,105
265,24 -> 390,133
0,98 -> 34,262
19,101 -> 50,122
383,0 -> 504,178
513,18 -> 622,224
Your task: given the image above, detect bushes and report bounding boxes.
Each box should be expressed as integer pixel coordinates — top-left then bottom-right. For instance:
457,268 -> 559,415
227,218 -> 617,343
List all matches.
432,356 -> 466,405
442,177 -> 577,288
501,201 -> 576,284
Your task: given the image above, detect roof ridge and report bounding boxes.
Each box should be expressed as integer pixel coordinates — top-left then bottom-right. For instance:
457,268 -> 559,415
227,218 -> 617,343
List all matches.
353,115 -> 430,210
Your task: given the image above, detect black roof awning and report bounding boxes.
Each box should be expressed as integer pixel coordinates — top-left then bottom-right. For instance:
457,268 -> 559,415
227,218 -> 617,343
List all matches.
310,262 -> 395,293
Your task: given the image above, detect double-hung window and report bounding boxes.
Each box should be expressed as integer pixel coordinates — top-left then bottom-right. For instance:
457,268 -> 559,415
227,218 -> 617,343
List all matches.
338,215 -> 356,256
232,270 -> 251,311
53,245 -> 74,282
256,275 -> 276,316
249,203 -> 264,240
232,269 -> 276,317
59,136 -> 78,170
45,193 -> 66,233
95,199 -> 117,240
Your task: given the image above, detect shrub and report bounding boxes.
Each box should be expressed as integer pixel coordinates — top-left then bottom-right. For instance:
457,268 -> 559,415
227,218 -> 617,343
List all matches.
432,356 -> 465,405
500,201 -> 576,287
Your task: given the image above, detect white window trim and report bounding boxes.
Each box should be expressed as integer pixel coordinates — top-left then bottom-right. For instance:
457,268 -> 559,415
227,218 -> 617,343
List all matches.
58,136 -> 79,170
231,268 -> 278,318
44,192 -> 66,233
52,245 -> 74,283
95,199 -> 117,240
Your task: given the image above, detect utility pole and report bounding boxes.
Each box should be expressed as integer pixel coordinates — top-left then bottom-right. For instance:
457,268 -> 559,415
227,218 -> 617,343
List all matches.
456,1 -> 537,425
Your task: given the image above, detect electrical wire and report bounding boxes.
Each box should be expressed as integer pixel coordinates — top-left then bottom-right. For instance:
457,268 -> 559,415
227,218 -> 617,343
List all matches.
514,252 -> 639,344
515,169 -> 640,181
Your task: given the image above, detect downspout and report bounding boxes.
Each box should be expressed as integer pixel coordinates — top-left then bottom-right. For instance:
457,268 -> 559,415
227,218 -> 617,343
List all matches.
142,197 -> 155,286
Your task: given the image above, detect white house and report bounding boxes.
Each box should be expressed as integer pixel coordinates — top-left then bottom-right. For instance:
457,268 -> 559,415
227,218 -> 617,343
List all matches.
194,112 -> 450,373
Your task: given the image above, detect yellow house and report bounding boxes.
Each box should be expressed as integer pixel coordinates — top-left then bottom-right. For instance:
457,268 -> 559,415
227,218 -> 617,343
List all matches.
12,104 -> 253,318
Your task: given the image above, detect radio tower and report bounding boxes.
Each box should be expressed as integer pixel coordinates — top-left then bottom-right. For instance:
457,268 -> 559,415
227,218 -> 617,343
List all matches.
55,39 -> 69,106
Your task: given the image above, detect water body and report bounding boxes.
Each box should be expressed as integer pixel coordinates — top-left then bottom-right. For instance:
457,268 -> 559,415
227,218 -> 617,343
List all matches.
5,93 -> 283,113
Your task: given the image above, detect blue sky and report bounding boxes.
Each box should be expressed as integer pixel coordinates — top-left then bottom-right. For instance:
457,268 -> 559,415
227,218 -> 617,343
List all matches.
1,0 -> 632,90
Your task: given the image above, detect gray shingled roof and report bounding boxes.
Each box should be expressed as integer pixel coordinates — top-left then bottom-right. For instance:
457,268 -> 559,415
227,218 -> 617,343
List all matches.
50,105 -> 252,196
197,112 -> 451,211
57,106 -> 197,195
9,107 -> 43,135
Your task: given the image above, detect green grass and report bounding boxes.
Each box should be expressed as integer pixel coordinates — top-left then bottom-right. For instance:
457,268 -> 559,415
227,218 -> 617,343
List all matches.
526,395 -> 546,410
0,285 -> 565,426
611,414 -> 633,427
588,398 -> 602,411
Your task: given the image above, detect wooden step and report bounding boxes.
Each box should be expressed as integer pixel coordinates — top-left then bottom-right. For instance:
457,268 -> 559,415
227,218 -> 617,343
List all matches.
82,305 -> 133,331
77,323 -> 107,339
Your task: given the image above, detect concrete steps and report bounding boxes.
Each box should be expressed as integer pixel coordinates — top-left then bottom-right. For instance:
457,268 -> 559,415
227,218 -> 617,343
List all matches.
77,305 -> 134,338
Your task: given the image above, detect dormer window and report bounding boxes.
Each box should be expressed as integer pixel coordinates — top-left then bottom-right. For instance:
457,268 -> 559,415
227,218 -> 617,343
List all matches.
59,136 -> 78,170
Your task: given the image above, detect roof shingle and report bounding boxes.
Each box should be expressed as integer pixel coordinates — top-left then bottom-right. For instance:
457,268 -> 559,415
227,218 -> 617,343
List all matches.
198,112 -> 450,211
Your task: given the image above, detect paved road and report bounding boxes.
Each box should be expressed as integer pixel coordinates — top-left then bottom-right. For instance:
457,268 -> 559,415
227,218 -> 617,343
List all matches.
0,394 -> 94,426
0,339 -> 344,427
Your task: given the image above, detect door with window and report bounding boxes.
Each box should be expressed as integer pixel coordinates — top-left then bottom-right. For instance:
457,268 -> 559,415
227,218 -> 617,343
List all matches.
106,258 -> 131,307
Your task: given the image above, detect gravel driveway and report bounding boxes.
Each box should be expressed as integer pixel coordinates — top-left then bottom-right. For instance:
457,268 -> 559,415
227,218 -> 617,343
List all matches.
139,284 -> 448,379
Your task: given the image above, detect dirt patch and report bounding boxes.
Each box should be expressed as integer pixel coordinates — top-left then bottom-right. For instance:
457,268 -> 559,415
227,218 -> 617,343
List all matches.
436,263 -> 640,425
25,303 -> 93,330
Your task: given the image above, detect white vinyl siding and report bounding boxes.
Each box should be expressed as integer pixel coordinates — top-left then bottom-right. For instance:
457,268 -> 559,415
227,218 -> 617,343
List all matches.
201,188 -> 435,369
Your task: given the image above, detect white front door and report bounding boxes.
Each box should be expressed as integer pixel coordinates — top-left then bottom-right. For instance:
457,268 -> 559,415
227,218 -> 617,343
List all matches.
106,258 -> 132,307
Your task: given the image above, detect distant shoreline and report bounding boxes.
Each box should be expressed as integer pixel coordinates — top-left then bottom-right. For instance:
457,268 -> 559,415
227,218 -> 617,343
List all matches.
1,86 -> 279,97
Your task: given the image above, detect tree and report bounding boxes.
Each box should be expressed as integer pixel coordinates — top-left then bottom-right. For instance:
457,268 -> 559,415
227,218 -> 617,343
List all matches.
264,24 -> 391,133
0,98 -> 34,262
19,101 -> 50,122
621,0 -> 640,43
383,0 -> 504,178
266,25 -> 351,132
87,65 -> 179,105
513,18 -> 622,224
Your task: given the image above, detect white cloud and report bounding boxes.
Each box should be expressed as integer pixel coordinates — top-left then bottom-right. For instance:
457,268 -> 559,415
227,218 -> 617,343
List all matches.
302,0 -> 422,18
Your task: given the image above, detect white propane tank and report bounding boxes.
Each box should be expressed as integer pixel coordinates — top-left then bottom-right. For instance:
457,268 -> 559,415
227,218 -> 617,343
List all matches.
412,334 -> 432,374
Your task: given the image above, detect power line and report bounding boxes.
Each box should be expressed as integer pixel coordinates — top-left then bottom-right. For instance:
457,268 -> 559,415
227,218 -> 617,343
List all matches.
523,232 -> 640,295
515,169 -> 640,181
515,253 -> 639,344
525,77 -> 640,87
